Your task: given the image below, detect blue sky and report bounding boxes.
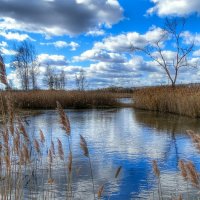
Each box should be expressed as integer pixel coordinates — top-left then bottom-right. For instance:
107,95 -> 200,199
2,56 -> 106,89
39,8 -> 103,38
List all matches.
0,0 -> 200,89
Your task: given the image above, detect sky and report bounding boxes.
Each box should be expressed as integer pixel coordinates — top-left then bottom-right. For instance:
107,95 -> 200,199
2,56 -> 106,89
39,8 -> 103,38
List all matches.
0,0 -> 200,89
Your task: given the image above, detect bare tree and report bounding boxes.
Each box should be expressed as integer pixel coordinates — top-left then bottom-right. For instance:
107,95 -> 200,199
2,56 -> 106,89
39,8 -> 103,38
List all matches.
53,74 -> 60,90
59,70 -> 66,90
43,65 -> 67,90
12,41 -> 38,90
75,69 -> 87,91
30,59 -> 39,90
131,18 -> 196,87
0,54 -> 9,89
43,64 -> 54,90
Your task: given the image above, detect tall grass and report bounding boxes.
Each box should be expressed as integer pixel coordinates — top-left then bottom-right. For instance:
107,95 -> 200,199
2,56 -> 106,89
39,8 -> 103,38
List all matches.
0,97 -> 124,199
1,92 -> 200,199
133,86 -> 200,118
0,90 -> 120,110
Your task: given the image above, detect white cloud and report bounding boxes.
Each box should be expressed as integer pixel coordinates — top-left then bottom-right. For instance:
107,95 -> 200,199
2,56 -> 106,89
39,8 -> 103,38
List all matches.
41,41 -> 79,50
0,31 -> 34,41
151,50 -> 177,63
0,0 -> 123,36
93,27 -> 165,52
0,47 -> 16,55
86,29 -> 105,36
38,54 -> 68,66
73,49 -> 127,63
147,0 -> 200,16
193,49 -> 200,56
182,31 -> 200,46
0,41 -> 8,47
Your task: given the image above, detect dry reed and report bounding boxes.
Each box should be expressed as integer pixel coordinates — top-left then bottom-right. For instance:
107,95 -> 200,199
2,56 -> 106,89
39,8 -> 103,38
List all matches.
0,90 -> 119,110
97,185 -> 104,198
179,160 -> 188,180
57,139 -> 64,160
133,85 -> 200,118
80,134 -> 95,200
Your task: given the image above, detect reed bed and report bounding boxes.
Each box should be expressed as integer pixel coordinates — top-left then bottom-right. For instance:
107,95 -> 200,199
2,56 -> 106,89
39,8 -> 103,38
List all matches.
152,158 -> 200,200
133,85 -> 200,118
1,92 -> 200,199
0,90 -> 120,110
150,129 -> 200,199
0,97 -> 123,199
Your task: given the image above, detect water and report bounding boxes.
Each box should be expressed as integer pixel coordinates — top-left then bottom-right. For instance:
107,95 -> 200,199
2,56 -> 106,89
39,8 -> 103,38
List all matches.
22,107 -> 200,199
117,97 -> 133,104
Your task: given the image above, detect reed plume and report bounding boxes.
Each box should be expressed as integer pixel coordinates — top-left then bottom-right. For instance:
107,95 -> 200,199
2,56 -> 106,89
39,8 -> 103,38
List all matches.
39,129 -> 45,144
34,139 -> 40,154
80,134 -> 89,157
179,160 -> 187,180
57,138 -> 64,160
51,141 -> 55,155
56,101 -> 71,135
80,135 -> 95,200
186,161 -> 199,187
18,119 -> 29,143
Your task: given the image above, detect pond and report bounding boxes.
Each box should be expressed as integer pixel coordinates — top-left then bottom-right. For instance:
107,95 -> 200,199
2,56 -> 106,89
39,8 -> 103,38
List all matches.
19,107 -> 200,199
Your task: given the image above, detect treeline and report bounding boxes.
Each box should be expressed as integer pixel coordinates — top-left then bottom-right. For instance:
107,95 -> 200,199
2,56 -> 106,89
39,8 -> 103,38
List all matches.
0,41 -> 88,91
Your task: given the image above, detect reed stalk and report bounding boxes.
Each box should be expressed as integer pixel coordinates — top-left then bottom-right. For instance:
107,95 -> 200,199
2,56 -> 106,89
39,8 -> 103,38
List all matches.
80,134 -> 95,200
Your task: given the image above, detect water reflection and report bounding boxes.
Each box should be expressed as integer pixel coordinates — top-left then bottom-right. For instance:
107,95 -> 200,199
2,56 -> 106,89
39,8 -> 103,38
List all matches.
22,108 -> 200,199
134,109 -> 200,134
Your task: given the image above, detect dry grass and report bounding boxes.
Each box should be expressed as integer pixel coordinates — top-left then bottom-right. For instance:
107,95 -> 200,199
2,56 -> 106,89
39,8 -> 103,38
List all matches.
133,85 -> 200,118
0,97 -> 125,199
1,90 -> 200,199
0,90 -> 120,110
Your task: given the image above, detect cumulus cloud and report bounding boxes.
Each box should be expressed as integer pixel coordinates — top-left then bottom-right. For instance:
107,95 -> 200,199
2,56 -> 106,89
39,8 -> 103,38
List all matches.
0,47 -> 16,56
86,61 -> 142,88
9,53 -> 161,89
0,0 -> 123,36
0,31 -> 34,41
38,54 -> 68,66
73,49 -> 127,63
182,31 -> 200,46
151,50 -> 177,62
93,27 -> 165,52
147,0 -> 200,16
0,41 -> 8,48
86,29 -> 105,36
83,55 -> 162,88
0,42 -> 16,55
40,41 -> 79,50
193,49 -> 200,56
71,27 -> 170,88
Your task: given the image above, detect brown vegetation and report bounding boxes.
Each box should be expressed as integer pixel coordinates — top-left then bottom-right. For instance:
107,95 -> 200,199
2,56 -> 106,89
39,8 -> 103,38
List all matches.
0,97 -> 124,199
133,85 -> 200,118
0,94 -> 200,199
0,90 -> 120,110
